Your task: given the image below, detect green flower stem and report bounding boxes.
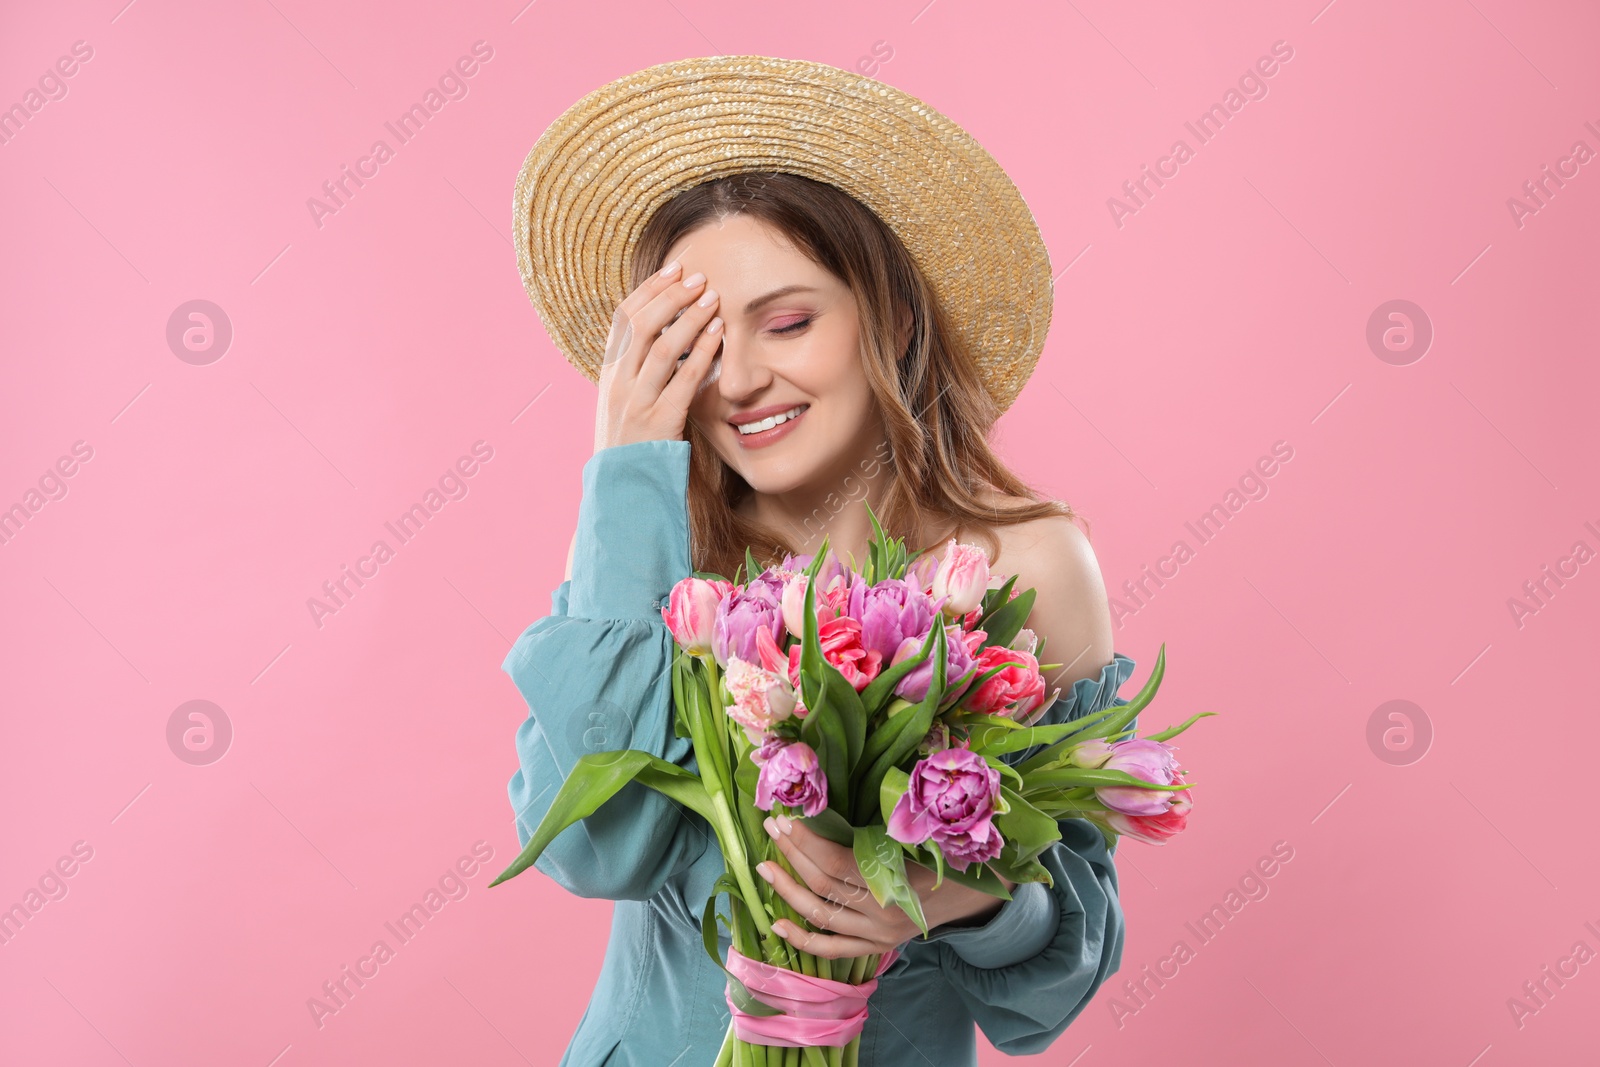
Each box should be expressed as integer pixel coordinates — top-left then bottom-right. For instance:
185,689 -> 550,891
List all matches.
690,654 -> 735,793
713,1022 -> 735,1066
700,653 -> 736,782
764,839 -> 817,977
682,654 -> 772,941
713,791 -> 774,939
758,836 -> 800,971
763,928 -> 797,972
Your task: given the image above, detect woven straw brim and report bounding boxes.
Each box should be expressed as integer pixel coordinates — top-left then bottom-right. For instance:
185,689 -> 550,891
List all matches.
513,54 -> 1053,413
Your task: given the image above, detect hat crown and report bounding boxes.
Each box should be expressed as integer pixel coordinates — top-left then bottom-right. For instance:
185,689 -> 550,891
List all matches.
515,54 -> 1053,413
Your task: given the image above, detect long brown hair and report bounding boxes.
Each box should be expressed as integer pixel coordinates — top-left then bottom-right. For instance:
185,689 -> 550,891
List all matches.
628,172 -> 1082,579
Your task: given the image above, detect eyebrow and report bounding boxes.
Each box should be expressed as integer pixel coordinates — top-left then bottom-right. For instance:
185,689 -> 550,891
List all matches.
743,284 -> 819,315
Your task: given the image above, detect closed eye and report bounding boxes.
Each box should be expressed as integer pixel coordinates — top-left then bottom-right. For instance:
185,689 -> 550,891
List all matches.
769,316 -> 812,336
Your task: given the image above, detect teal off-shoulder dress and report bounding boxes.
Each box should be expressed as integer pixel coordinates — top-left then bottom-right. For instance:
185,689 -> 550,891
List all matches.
503,440 -> 1136,1066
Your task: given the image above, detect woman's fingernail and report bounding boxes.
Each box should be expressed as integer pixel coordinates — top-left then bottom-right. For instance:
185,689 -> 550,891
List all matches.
776,815 -> 793,835
764,817 -> 778,837
707,316 -> 724,333
697,287 -> 718,308
774,921 -> 790,937
757,863 -> 773,882
659,259 -> 682,278
682,271 -> 706,288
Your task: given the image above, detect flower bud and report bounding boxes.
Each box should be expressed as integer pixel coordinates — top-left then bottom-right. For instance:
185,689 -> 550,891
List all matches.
931,539 -> 990,617
1068,739 -> 1115,769
661,577 -> 731,654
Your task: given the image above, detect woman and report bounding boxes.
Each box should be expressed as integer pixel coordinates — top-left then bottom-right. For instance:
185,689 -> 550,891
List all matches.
503,56 -> 1138,1066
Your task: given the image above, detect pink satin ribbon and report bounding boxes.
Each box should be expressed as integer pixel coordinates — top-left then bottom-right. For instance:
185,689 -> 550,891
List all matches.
724,944 -> 901,1048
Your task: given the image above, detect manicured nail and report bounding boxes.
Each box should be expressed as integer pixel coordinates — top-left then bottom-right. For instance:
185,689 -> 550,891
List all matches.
697,287 -> 718,308
776,815 -> 793,835
659,259 -> 681,278
757,863 -> 773,882
764,817 -> 778,837
774,921 -> 791,937
707,316 -> 723,333
682,271 -> 706,287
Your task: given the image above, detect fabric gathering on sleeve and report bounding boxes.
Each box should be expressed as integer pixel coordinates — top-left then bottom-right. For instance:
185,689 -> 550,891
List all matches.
502,440 -> 713,902
924,652 -> 1138,1052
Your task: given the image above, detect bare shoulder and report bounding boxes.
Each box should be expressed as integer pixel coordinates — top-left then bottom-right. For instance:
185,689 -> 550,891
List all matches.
964,489 -> 1093,576
966,490 -> 1115,691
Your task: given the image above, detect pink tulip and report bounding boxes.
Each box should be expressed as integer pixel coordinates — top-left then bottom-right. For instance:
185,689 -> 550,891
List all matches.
661,577 -> 733,654
785,615 -> 882,693
1105,786 -> 1193,845
753,625 -> 789,675
780,574 -> 809,638
724,656 -> 798,745
931,539 -> 990,617
964,646 -> 1047,718
780,572 -> 854,637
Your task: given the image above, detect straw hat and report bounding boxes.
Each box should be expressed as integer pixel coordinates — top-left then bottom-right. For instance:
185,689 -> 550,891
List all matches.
513,54 -> 1054,413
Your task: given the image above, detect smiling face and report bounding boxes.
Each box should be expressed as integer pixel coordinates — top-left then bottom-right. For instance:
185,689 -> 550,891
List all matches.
677,213 -> 887,501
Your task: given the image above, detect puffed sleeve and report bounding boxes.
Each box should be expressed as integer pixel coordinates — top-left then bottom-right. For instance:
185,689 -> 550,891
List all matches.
502,440 -> 713,901
924,653 -> 1138,1054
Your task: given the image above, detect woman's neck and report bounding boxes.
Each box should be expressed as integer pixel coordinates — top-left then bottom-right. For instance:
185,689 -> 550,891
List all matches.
737,463 -> 963,572
737,460 -> 896,571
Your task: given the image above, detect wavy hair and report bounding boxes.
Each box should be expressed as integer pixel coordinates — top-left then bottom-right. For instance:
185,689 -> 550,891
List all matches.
627,172 -> 1082,580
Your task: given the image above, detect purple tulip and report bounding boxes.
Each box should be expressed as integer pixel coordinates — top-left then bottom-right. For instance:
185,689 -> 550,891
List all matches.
887,746 -> 1004,871
889,623 -> 975,704
848,577 -> 941,664
933,813 -> 1007,871
916,721 -> 951,757
907,551 -> 940,593
779,548 -> 850,594
1080,738 -> 1184,816
712,576 -> 786,668
753,739 -> 829,816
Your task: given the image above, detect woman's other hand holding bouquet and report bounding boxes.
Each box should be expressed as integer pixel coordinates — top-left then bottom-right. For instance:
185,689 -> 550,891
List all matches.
754,813 -> 1017,959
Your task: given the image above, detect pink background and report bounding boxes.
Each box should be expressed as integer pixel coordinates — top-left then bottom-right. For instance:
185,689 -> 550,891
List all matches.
3,1 -> 1597,1064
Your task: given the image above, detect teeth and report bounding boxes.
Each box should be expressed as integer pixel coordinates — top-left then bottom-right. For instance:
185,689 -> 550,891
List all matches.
737,405 -> 806,435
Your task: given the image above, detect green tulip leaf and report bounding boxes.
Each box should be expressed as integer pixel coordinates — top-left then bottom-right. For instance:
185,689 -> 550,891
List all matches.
976,585 -> 1035,650
490,749 -> 714,887
993,785 -> 1061,868
1143,710 -> 1219,743
852,625 -> 945,817
979,573 -> 1020,619
878,765 -> 911,828
854,825 -> 929,936
796,806 -> 856,847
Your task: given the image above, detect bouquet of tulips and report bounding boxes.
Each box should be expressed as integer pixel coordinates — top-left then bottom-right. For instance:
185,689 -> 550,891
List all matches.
491,508 -> 1211,1067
